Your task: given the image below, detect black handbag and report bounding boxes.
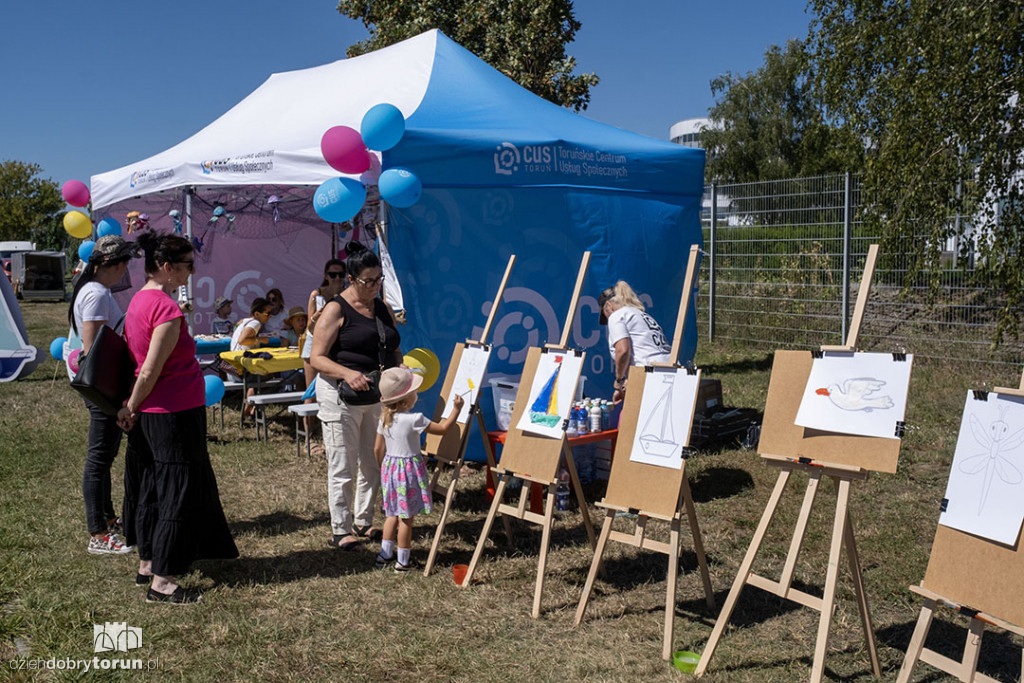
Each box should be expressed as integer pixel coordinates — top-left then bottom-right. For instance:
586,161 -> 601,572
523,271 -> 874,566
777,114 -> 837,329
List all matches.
337,315 -> 387,405
69,323 -> 136,416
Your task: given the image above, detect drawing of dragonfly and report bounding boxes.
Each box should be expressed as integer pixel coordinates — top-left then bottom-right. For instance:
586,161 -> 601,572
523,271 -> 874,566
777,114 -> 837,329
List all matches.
959,404 -> 1024,514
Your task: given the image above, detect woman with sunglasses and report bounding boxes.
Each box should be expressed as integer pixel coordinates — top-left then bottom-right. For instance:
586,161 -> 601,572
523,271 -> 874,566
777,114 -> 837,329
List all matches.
311,242 -> 402,550
118,231 -> 237,604
301,259 -> 346,391
67,235 -> 140,556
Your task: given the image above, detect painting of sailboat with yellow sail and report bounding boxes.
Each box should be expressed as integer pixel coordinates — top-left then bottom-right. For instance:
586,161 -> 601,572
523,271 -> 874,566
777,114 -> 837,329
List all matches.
516,351 -> 585,438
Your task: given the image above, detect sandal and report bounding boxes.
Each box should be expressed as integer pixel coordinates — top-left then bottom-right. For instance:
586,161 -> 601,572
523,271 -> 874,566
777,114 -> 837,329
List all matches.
353,525 -> 382,541
327,534 -> 362,551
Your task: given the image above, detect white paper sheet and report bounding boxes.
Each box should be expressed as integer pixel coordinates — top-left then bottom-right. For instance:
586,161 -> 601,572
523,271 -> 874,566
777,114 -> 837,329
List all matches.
628,367 -> 701,469
794,351 -> 913,439
515,351 -> 585,439
939,391 -> 1024,546
441,345 -> 491,424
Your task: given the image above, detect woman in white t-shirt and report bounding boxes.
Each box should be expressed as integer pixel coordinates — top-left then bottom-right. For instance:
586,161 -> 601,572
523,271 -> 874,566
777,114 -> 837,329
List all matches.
598,281 -> 671,403
66,235 -> 140,556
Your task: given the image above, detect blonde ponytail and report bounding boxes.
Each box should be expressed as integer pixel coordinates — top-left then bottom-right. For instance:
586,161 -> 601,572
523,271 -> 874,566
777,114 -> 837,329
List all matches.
613,281 -> 645,311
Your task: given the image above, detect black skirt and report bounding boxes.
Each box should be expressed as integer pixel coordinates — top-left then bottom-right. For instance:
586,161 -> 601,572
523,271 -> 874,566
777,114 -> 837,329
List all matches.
129,406 -> 238,576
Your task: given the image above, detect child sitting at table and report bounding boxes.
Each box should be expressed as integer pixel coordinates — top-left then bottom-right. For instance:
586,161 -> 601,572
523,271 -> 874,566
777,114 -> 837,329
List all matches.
210,296 -> 234,335
280,306 -> 307,347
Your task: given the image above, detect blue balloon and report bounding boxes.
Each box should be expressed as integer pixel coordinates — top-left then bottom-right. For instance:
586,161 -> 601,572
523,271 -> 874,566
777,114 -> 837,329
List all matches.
50,337 -> 68,361
379,167 -> 422,208
78,240 -> 95,262
313,177 -> 366,223
361,103 -> 406,151
96,218 -> 122,237
204,374 -> 226,406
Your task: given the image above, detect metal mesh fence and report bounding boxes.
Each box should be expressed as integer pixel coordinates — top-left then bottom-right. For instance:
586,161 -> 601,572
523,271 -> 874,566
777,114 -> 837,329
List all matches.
698,174 -> 1023,369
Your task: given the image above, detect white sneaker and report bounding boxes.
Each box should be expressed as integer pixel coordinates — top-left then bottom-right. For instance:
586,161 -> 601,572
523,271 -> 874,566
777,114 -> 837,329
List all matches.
88,533 -> 134,555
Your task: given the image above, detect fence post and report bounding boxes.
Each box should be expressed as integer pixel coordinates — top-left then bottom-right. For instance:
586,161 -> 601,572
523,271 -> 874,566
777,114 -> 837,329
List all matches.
708,183 -> 717,342
841,172 -> 852,344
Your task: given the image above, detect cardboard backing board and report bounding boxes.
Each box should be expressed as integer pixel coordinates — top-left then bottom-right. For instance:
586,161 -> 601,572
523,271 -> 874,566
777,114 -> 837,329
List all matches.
922,515 -> 1024,628
603,367 -> 694,519
499,346 -> 583,484
425,343 -> 470,463
758,350 -> 902,473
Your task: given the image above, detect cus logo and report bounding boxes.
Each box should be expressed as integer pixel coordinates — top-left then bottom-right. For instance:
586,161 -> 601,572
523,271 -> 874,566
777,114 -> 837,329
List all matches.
494,142 -> 519,176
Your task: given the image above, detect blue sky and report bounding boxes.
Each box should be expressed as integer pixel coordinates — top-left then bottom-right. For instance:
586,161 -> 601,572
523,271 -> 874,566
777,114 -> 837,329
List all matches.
0,1 -> 812,187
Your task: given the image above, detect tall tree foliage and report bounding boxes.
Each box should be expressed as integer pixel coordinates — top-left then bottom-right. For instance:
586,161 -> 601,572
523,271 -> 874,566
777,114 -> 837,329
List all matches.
336,0 -> 598,111
702,40 -> 863,183
0,160 -> 64,250
809,0 -> 1024,344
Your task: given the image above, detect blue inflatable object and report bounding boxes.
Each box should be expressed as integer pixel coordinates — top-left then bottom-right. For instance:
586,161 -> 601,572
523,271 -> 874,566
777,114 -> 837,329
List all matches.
379,167 -> 422,208
204,374 -> 226,406
313,177 -> 366,223
96,218 -> 122,237
361,103 -> 406,151
301,382 -> 316,401
78,240 -> 95,262
50,337 -> 68,361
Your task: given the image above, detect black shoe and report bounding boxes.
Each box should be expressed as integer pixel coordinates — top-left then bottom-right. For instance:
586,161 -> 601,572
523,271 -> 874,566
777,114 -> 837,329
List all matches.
146,586 -> 202,604
135,573 -> 152,587
374,553 -> 395,569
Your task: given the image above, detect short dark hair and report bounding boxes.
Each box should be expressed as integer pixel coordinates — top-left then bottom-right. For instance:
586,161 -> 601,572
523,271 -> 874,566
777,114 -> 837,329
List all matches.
250,298 -> 272,316
135,231 -> 193,275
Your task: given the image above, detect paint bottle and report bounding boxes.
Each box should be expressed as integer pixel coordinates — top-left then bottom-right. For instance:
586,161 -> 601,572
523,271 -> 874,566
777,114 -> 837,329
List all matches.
590,399 -> 603,433
556,467 -> 571,511
601,400 -> 611,431
577,402 -> 589,435
566,405 -> 578,437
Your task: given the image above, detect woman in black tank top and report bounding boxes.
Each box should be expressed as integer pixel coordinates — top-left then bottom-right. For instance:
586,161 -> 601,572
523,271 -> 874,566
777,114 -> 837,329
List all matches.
311,242 -> 402,550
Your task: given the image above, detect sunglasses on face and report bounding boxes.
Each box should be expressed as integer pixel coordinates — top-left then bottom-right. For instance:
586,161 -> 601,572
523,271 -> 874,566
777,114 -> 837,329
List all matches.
175,260 -> 195,273
326,271 -> 345,279
353,274 -> 384,286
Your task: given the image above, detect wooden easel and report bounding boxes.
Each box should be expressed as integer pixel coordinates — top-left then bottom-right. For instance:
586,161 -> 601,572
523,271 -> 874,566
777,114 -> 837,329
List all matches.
696,244 -> 890,682
897,369 -> 1024,683
461,252 -> 598,619
422,255 -> 516,577
574,245 -> 715,660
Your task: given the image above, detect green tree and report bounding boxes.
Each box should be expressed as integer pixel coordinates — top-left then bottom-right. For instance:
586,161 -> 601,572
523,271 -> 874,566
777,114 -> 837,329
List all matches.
702,39 -> 864,183
0,160 -> 65,250
336,0 -> 598,111
809,0 -> 1024,344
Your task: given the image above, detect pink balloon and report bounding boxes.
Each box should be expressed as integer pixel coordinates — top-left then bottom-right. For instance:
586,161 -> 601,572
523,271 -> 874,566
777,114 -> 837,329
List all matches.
321,126 -> 370,174
68,348 -> 83,374
62,180 -> 91,207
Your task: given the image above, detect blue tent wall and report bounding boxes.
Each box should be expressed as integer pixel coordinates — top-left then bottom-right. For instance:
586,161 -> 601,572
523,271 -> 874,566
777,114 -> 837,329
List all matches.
384,32 -> 705,458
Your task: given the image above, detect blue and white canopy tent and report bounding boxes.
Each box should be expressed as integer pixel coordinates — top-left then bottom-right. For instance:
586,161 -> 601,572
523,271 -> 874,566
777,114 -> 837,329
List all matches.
91,29 -> 704,430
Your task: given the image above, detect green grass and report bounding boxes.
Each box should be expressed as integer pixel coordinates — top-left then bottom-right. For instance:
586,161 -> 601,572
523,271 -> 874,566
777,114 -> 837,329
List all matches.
1,303 -> 1021,681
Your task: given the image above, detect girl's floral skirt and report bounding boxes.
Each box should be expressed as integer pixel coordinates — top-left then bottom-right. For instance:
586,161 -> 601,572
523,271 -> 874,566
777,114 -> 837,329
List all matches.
380,454 -> 432,518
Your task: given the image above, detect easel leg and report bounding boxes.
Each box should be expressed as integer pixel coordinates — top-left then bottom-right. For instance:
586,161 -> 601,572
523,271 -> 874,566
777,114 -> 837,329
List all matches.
463,474 -> 508,588
424,473 -> 459,577
962,618 -> 984,680
810,477 -> 852,683
532,484 -> 557,619
779,473 -> 821,591
696,468 -> 792,677
896,598 -> 936,683
476,413 -> 514,546
843,511 -> 881,676
664,516 -> 681,661
574,510 -> 615,626
563,442 -> 596,549
682,477 -> 715,611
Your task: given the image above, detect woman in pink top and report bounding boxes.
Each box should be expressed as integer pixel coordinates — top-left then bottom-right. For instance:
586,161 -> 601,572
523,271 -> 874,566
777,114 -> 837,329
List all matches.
118,232 -> 237,605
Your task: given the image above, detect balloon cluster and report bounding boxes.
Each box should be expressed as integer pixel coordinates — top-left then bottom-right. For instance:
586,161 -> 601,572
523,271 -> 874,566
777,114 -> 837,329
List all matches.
61,180 -> 92,239
313,103 -> 423,224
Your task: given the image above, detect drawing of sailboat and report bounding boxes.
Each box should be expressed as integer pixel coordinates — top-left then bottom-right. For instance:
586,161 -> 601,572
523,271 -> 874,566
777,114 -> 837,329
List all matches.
529,357 -> 563,428
639,376 -> 679,458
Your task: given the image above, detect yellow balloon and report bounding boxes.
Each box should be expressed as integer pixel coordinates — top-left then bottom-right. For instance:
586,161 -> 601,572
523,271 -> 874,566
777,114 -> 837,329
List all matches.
403,347 -> 440,392
63,211 -> 92,239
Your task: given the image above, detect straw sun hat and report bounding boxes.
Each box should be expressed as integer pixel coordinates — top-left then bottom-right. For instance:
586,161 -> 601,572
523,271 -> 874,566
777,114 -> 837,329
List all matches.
379,367 -> 423,405
283,306 -> 307,325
